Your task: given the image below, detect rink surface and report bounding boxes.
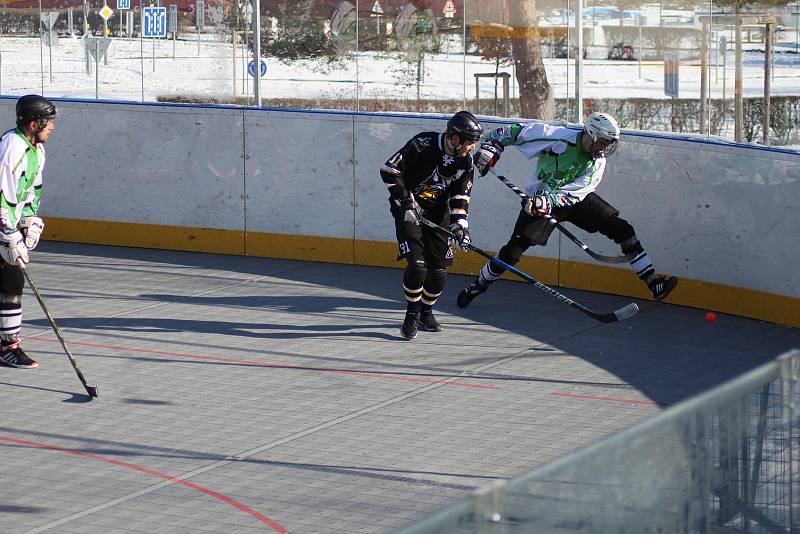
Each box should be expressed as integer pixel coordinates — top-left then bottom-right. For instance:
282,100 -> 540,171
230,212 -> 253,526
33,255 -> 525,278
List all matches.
1,242 -> 798,534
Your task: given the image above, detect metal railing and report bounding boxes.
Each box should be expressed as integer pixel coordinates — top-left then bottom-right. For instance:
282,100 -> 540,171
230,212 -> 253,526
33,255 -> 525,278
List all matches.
399,350 -> 800,533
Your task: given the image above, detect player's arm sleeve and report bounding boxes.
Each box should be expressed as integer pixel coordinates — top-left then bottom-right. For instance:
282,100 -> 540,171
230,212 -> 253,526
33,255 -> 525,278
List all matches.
486,122 -> 574,160
549,158 -> 606,207
0,151 -> 21,231
380,139 -> 419,203
22,150 -> 43,217
448,167 -> 474,228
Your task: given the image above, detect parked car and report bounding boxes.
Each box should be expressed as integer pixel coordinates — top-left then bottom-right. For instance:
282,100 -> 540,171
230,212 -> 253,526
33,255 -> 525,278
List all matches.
607,42 -> 636,60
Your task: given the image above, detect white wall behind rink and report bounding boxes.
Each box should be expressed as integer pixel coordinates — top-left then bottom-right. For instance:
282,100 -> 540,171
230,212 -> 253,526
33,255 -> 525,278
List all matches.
1,97 -> 797,304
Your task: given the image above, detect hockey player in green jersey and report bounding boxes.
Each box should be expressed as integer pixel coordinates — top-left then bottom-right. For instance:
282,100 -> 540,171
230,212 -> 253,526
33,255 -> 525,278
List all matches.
458,111 -> 677,308
0,95 -> 57,368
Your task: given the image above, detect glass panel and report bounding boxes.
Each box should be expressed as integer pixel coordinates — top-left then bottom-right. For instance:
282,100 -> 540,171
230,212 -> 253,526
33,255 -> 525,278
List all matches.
355,0 -> 466,114
2,0 -> 797,148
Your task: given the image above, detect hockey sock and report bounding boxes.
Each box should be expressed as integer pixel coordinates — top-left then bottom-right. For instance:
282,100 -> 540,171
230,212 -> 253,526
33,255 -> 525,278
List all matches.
477,262 -> 504,287
629,252 -> 656,283
0,294 -> 22,342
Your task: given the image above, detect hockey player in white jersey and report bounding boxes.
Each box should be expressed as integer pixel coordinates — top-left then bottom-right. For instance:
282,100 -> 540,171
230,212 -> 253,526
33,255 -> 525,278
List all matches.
458,112 -> 677,308
0,95 -> 57,368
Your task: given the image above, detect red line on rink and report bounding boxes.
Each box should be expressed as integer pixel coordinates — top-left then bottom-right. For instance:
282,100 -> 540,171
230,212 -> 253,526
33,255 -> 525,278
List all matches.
0,436 -> 290,533
550,392 -> 659,405
23,336 -> 497,390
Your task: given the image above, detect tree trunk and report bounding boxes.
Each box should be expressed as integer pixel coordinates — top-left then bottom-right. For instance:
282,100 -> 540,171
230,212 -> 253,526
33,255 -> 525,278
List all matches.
507,0 -> 551,120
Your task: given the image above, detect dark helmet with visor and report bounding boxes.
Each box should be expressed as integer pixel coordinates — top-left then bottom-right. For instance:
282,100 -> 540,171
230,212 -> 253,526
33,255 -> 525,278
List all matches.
446,110 -> 483,142
16,95 -> 58,129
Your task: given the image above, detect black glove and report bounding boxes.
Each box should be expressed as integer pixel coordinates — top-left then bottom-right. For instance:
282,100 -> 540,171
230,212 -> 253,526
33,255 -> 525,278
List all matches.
398,197 -> 421,225
449,222 -> 471,251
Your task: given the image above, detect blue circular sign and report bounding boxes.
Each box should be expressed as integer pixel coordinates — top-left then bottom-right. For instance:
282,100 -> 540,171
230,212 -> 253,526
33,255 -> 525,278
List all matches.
248,59 -> 267,78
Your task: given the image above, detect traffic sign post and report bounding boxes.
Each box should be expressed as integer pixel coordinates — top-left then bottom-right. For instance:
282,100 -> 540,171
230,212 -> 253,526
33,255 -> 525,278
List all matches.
40,12 -> 60,83
169,5 -> 177,59
664,51 -> 679,98
196,0 -> 204,55
99,4 -> 113,37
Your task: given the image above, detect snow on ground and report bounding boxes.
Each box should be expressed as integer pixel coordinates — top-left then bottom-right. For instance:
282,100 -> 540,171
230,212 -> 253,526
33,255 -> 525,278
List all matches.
1,33 -> 799,105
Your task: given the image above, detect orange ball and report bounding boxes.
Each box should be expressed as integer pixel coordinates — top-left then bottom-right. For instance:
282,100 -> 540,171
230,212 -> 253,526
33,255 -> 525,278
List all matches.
705,312 -> 717,324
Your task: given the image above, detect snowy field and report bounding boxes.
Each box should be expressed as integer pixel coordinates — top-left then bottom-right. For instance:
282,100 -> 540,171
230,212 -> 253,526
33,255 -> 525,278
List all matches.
2,32 -> 799,106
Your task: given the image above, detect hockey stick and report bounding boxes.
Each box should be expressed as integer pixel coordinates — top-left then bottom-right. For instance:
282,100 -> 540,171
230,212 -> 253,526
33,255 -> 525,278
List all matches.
419,218 -> 639,323
17,261 -> 99,398
490,170 -> 636,264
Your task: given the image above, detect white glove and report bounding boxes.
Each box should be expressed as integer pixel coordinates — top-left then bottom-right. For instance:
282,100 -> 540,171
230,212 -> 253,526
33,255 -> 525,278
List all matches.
20,216 -> 44,250
523,194 -> 553,217
0,231 -> 29,265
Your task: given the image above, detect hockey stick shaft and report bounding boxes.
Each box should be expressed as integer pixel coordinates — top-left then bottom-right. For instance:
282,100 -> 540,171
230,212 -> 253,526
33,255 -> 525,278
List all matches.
419,218 -> 638,323
490,170 -> 636,264
17,261 -> 99,398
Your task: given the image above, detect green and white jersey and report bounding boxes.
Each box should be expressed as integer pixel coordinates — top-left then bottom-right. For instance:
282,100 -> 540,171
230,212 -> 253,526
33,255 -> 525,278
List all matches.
485,122 -> 606,208
0,128 -> 44,233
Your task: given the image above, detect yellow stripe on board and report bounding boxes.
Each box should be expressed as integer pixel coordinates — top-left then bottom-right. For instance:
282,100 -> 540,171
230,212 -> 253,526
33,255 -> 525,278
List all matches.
43,217 -> 799,328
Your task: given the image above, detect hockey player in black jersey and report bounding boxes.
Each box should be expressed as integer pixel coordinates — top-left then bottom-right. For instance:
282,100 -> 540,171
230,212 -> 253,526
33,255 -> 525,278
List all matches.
380,111 -> 483,339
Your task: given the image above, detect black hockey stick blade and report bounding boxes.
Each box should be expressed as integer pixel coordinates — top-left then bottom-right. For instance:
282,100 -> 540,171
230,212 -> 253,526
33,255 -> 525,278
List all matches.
419,218 -> 639,324
490,171 -> 637,264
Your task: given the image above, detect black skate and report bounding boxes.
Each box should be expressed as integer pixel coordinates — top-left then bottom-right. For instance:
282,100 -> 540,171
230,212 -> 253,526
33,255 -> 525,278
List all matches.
0,341 -> 39,369
418,311 -> 443,332
649,276 -> 678,301
400,312 -> 419,340
457,280 -> 487,308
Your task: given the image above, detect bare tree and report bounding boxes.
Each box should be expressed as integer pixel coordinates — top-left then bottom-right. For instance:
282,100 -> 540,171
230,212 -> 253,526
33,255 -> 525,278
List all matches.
506,0 -> 552,119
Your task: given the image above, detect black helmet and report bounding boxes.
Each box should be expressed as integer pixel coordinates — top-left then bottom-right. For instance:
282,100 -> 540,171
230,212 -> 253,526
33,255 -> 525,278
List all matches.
446,110 -> 483,141
16,95 -> 57,127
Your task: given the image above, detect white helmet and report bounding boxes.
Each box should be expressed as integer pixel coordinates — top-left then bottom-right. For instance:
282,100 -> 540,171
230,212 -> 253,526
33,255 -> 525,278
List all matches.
584,112 -> 620,157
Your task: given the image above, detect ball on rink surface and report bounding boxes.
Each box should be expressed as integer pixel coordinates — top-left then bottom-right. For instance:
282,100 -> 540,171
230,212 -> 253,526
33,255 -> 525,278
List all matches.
705,312 -> 717,324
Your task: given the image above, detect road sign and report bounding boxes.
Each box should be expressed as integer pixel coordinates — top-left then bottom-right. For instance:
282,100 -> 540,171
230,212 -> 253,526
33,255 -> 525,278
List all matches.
99,4 -> 113,21
85,36 -> 112,61
169,5 -> 178,32
142,6 -> 167,37
664,52 -> 680,98
718,36 -> 727,56
196,0 -> 205,30
443,0 -> 456,18
248,59 -> 267,78
371,0 -> 383,15
117,0 -> 130,10
41,11 -> 60,30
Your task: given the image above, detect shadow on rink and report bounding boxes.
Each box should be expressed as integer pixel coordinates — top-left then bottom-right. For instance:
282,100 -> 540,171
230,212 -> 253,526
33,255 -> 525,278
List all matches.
1,240 -> 798,533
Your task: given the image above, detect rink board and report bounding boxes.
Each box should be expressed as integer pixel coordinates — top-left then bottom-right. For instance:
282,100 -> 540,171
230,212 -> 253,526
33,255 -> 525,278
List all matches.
0,97 -> 797,326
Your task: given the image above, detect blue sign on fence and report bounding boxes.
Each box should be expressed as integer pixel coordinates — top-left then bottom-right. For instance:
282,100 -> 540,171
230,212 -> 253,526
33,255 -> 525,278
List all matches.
117,0 -> 131,10
248,59 -> 268,78
142,6 -> 167,38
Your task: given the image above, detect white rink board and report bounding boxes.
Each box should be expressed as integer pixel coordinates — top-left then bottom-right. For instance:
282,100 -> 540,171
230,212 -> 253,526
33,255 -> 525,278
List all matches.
9,99 -> 248,230
1,98 -> 797,300
244,109 -> 355,238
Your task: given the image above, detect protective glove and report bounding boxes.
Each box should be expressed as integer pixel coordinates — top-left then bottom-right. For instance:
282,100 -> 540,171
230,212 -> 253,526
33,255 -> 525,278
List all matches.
473,141 -> 503,177
0,231 -> 29,266
449,222 -> 471,251
20,216 -> 44,250
399,197 -> 421,225
523,194 -> 553,217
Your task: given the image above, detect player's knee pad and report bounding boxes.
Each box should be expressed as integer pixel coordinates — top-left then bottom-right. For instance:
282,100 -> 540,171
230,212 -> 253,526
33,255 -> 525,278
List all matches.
498,237 -> 530,266
403,261 -> 427,300
424,266 -> 447,294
